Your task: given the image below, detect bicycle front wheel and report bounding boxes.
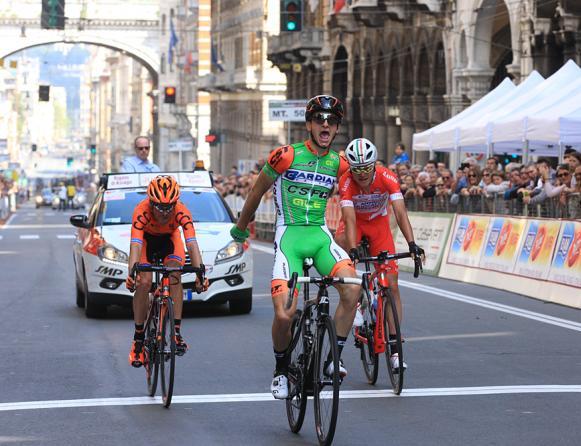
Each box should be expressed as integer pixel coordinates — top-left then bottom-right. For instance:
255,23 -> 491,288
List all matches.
286,310 -> 307,433
144,303 -> 159,397
160,299 -> 176,408
383,290 -> 404,395
358,290 -> 379,385
313,316 -> 340,446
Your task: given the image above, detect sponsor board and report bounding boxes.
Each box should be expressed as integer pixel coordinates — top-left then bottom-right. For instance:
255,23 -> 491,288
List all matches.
447,215 -> 489,267
479,217 -> 527,273
514,220 -> 561,280
394,212 -> 454,275
548,221 -> 581,288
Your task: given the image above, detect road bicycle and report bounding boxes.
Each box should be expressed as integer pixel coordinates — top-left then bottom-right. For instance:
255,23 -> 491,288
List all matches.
353,238 -> 421,394
284,259 -> 362,446
131,262 -> 205,408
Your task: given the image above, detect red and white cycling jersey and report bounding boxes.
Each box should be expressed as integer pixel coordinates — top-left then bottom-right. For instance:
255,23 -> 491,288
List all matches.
338,166 -> 403,221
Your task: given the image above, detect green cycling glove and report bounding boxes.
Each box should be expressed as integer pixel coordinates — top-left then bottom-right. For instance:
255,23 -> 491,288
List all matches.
230,225 -> 250,243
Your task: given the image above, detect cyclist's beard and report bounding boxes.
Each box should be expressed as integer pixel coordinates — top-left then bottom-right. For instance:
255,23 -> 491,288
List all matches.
310,128 -> 337,151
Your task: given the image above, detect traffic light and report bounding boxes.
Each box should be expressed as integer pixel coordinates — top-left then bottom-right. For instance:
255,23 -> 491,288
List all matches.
39,85 -> 50,101
89,144 -> 97,155
66,157 -> 73,167
205,133 -> 220,146
280,0 -> 302,32
164,86 -> 176,104
41,0 -> 65,30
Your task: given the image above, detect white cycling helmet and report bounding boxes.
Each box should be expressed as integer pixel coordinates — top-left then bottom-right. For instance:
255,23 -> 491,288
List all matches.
345,138 -> 378,167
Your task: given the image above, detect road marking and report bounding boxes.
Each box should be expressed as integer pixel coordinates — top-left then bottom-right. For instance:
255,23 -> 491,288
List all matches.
57,235 -> 75,239
0,235 -> 3,240
0,251 -> 17,255
3,213 -> 16,226
19,235 -> 39,240
406,331 -> 515,342
250,241 -> 581,332
399,280 -> 581,333
1,224 -> 71,230
0,385 -> 579,412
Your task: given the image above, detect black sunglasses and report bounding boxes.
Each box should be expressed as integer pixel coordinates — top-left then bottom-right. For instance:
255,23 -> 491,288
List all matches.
151,202 -> 175,213
136,146 -> 150,151
311,112 -> 340,126
557,172 -> 570,178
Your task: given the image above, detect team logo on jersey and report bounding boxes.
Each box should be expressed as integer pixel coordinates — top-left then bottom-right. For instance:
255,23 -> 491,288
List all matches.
284,170 -> 335,188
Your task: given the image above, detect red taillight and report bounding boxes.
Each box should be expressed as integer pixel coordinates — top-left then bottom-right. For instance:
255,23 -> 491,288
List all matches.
242,241 -> 250,251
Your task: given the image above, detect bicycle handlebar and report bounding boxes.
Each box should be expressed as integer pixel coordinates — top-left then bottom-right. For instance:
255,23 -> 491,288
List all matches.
359,250 -> 423,278
132,263 -> 205,275
285,272 -> 362,310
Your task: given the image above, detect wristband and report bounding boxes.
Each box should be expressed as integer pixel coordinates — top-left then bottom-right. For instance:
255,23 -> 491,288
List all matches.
230,225 -> 250,243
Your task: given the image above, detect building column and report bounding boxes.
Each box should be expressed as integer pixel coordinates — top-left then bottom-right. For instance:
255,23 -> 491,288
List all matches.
386,117 -> 400,164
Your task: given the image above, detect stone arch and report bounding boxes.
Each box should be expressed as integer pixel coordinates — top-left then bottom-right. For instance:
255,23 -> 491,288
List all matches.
364,50 -> 374,98
332,45 -> 348,101
0,36 -> 159,84
376,50 -> 387,98
401,48 -> 414,96
458,30 -> 468,68
433,42 -> 447,95
471,0 -> 512,77
416,45 -> 430,96
388,50 -> 400,104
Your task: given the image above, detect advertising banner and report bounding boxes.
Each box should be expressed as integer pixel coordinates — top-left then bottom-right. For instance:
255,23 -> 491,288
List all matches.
447,215 -> 490,267
479,217 -> 527,273
548,221 -> 581,288
514,220 -> 561,280
394,212 -> 454,275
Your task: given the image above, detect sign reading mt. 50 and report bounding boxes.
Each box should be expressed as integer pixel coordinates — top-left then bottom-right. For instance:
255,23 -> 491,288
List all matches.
269,100 -> 307,122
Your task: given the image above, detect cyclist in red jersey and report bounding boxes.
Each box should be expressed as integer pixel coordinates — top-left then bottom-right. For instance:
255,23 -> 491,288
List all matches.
335,138 -> 424,372
125,175 -> 207,367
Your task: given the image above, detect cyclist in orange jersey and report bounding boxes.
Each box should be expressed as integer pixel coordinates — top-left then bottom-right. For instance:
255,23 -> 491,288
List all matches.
126,175 -> 207,367
335,138 -> 424,372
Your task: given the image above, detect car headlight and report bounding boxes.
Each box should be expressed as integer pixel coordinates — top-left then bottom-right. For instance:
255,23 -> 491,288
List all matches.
98,243 -> 129,264
35,196 -> 43,204
215,241 -> 243,264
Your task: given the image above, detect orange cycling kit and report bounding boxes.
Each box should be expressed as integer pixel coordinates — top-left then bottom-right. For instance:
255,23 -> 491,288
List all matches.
337,166 -> 404,273
130,199 -> 197,265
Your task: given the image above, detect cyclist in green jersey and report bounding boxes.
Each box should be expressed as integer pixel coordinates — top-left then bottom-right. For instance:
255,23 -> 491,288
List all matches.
231,95 -> 361,399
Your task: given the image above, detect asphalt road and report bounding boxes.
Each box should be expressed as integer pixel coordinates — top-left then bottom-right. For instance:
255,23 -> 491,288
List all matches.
0,203 -> 580,446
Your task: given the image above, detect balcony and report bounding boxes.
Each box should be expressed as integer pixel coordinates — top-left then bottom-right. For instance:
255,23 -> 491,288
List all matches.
267,28 -> 325,69
198,66 -> 260,92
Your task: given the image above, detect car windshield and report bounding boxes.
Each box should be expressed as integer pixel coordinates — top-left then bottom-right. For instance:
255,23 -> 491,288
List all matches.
97,188 -> 232,225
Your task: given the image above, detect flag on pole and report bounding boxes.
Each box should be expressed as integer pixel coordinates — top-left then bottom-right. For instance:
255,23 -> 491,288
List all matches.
168,18 -> 179,66
332,0 -> 346,14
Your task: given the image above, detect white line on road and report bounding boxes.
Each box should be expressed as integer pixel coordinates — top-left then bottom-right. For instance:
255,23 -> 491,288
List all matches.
0,235 -> 3,240
249,241 -> 581,332
399,280 -> 581,333
1,224 -> 71,230
19,235 -> 39,240
0,251 -> 17,255
57,235 -> 75,239
0,385 -> 579,412
406,331 -> 515,342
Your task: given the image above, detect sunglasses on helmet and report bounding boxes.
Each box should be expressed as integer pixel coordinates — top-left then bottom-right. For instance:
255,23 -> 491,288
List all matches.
151,201 -> 175,214
351,164 -> 375,175
312,112 -> 340,126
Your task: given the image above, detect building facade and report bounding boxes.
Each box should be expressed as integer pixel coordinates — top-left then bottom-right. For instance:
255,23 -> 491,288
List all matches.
200,0 -> 286,174
268,0 -> 581,164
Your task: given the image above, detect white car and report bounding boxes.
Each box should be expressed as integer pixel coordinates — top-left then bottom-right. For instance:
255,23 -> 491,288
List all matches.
70,171 -> 253,318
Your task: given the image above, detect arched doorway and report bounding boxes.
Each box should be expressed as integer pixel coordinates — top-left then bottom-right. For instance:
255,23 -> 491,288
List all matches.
332,46 -> 348,101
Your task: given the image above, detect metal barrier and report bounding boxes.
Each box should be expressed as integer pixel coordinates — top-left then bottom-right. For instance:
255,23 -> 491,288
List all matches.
229,192 -> 579,242
404,193 -> 580,219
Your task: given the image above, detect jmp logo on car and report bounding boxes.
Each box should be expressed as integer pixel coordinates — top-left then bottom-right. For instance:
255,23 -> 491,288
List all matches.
96,265 -> 124,276
226,262 -> 246,274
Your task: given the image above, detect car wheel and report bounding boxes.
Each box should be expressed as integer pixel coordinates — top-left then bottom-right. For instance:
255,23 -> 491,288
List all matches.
229,289 -> 252,315
82,264 -> 107,318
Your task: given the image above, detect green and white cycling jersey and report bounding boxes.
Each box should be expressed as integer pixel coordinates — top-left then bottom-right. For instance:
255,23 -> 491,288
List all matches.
263,140 -> 349,227
262,140 -> 352,282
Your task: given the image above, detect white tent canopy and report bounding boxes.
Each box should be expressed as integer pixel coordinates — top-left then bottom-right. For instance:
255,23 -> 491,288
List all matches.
412,59 -> 581,159
413,77 -> 515,152
460,60 -> 581,152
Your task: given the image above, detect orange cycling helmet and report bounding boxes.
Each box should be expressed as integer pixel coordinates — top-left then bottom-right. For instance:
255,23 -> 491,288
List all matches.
147,175 -> 180,205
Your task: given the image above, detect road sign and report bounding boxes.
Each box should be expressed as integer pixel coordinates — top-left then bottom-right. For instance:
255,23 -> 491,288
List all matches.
168,138 -> 193,152
268,100 -> 307,122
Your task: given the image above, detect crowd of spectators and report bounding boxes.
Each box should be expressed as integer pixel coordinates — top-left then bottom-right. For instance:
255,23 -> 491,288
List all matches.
383,145 -> 580,218
213,158 -> 268,204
